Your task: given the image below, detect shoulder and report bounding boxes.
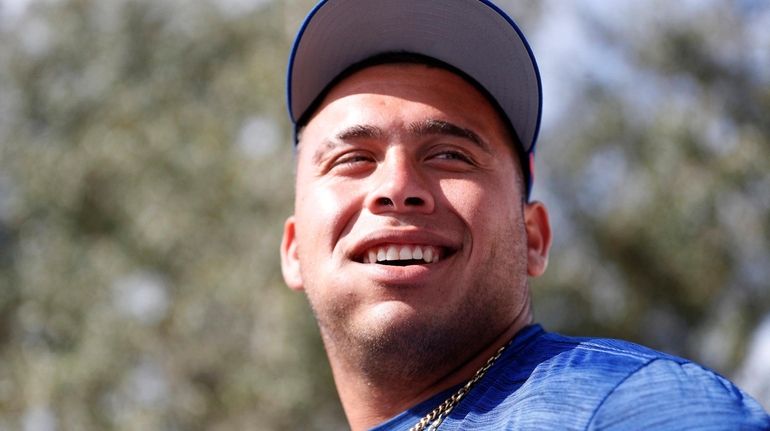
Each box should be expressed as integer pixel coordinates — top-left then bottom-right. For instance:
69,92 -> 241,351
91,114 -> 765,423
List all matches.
531,329 -> 769,429
446,326 -> 770,430
508,328 -> 688,387
587,357 -> 770,430
534,328 -> 684,363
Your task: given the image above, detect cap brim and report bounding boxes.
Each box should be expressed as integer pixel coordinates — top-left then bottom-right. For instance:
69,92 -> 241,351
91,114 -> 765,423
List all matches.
287,0 -> 542,153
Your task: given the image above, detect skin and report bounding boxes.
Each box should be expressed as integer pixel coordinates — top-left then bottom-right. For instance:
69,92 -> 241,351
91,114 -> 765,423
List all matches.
281,64 -> 552,430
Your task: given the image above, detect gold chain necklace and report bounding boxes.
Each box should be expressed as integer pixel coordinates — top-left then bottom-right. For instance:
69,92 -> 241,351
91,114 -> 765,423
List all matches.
408,341 -> 511,431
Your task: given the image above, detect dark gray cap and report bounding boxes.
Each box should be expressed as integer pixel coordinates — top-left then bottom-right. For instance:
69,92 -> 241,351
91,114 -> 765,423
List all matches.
287,0 -> 542,194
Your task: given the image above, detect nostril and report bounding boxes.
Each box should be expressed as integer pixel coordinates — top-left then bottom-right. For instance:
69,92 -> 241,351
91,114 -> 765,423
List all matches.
405,197 -> 424,206
376,197 -> 394,207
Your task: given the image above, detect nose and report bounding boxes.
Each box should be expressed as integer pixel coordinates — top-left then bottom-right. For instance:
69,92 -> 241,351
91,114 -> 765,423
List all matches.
364,151 -> 435,215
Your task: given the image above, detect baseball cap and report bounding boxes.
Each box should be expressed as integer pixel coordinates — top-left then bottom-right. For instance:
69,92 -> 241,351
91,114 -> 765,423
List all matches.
287,0 -> 542,196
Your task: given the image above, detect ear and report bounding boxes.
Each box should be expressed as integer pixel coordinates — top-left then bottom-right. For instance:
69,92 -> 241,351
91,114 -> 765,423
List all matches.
523,201 -> 552,277
280,216 -> 304,291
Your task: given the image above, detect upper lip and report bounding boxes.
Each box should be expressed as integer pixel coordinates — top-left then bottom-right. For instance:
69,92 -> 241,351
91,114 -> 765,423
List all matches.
348,228 -> 461,262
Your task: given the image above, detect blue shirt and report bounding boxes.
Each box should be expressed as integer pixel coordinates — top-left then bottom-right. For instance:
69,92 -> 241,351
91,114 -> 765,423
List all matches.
371,325 -> 770,430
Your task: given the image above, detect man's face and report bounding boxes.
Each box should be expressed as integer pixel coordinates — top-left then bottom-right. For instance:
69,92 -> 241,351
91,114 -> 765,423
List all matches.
281,64 -> 550,368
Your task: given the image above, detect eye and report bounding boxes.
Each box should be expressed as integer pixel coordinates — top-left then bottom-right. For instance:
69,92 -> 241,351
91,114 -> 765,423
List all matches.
427,148 -> 476,166
432,151 -> 472,163
329,151 -> 376,173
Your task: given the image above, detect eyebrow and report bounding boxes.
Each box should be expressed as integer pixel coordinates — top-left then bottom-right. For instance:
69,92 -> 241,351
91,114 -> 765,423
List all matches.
336,124 -> 384,141
310,119 -> 491,165
408,119 -> 491,153
311,125 -> 384,165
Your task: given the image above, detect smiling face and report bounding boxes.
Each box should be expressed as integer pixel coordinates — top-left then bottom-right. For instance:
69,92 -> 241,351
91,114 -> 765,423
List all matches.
281,63 -> 551,378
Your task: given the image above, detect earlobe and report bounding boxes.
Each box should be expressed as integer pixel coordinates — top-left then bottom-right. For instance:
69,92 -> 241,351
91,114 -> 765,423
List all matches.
523,201 -> 552,277
280,216 -> 305,291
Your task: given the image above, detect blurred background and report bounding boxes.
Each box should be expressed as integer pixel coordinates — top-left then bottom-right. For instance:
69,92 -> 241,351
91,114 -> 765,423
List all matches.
0,0 -> 768,429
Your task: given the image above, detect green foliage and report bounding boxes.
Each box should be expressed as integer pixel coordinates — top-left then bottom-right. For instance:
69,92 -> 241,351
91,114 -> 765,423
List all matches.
533,1 -> 770,376
0,0 -> 343,429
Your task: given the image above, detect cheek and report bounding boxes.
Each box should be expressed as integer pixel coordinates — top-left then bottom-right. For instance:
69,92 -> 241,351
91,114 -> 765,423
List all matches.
295,181 -> 363,256
439,178 -> 518,226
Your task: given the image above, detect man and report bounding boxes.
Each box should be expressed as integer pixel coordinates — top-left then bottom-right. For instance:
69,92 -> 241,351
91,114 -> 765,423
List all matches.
280,0 -> 770,429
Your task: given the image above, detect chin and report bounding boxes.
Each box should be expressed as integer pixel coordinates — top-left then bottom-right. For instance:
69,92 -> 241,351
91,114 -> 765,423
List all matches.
352,301 -> 423,340
357,301 -> 461,353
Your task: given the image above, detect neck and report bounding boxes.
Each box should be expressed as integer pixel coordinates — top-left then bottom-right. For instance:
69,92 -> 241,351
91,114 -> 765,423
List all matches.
325,309 -> 532,431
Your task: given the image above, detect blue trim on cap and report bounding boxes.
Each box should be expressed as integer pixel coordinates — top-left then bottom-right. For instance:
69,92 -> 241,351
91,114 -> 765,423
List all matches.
479,0 -> 542,197
481,0 -> 543,153
286,0 -> 331,144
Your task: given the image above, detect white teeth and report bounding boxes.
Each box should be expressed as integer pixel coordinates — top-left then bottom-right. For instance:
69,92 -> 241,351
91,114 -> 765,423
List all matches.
377,248 -> 387,261
423,247 -> 434,263
413,247 -> 423,260
361,244 -> 441,263
386,246 -> 399,261
363,245 -> 442,264
399,246 -> 412,260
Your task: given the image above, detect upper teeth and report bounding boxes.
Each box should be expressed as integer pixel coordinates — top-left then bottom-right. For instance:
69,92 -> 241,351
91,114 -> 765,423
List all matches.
363,245 -> 440,264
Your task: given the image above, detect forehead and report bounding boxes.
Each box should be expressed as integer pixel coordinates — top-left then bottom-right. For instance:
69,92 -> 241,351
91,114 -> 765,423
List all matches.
298,63 -> 513,150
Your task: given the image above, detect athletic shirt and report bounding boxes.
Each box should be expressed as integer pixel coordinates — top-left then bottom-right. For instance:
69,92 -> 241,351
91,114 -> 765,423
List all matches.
370,324 -> 770,430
